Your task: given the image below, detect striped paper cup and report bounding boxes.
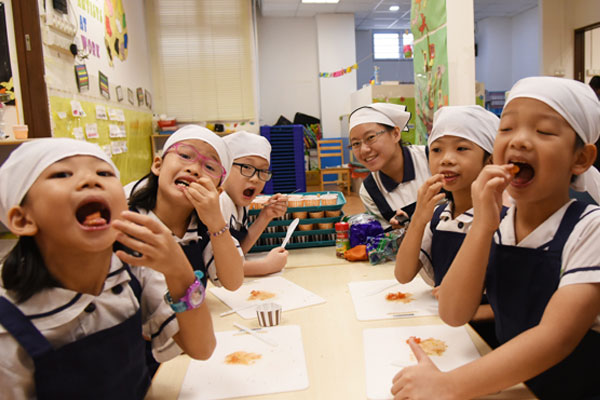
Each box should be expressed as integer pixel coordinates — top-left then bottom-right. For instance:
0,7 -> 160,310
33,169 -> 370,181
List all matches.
256,303 -> 282,327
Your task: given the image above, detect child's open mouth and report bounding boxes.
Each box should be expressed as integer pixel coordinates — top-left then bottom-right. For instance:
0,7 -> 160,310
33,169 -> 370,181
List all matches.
175,178 -> 191,188
510,161 -> 535,186
243,188 -> 256,198
76,201 -> 111,229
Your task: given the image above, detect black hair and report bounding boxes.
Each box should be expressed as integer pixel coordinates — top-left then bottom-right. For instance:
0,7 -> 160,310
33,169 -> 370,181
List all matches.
128,172 -> 159,211
1,236 -> 60,303
589,76 -> 600,91
570,134 -> 586,183
379,123 -> 410,147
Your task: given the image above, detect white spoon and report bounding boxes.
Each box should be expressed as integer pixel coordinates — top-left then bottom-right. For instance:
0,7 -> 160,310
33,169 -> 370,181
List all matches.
280,218 -> 300,249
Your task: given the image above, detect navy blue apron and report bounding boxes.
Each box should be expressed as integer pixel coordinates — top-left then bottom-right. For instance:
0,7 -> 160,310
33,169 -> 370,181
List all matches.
363,173 -> 416,232
228,207 -> 249,243
0,266 -> 150,400
429,205 -> 467,286
486,201 -> 600,399
180,220 -> 211,288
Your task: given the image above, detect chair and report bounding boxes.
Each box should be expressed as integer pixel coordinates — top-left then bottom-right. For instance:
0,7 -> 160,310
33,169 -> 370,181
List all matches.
317,139 -> 351,195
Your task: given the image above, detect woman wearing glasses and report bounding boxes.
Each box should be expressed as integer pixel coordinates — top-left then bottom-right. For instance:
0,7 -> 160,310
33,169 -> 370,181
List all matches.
126,125 -> 244,291
349,103 -> 431,230
222,131 -> 289,276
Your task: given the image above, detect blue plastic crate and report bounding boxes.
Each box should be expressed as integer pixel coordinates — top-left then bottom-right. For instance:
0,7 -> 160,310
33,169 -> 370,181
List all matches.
260,125 -> 306,194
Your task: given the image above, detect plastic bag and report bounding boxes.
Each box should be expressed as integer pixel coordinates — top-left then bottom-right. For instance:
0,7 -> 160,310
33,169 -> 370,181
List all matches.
366,228 -> 406,265
348,213 -> 384,248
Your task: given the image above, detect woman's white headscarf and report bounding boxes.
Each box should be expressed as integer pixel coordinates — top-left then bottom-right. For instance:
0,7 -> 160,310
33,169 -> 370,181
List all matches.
349,103 -> 411,132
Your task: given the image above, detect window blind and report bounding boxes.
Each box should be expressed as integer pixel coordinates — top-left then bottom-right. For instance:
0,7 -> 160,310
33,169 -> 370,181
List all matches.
146,0 -> 256,122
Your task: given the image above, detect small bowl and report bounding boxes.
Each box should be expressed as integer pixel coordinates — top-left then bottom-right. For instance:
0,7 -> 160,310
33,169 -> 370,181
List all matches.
256,303 -> 282,327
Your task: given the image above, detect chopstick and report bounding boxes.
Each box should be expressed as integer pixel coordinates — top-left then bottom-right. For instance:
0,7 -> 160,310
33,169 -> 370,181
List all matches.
233,322 -> 278,347
362,282 -> 399,297
386,311 -> 416,318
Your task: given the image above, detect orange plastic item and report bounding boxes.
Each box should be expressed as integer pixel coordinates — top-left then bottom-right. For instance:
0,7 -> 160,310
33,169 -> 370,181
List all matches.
343,245 -> 368,261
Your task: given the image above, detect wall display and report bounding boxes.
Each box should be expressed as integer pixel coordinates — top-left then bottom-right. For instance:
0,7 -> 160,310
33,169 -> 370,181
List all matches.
115,85 -> 123,101
144,89 -> 152,109
99,70 -> 110,99
104,0 -> 129,67
410,0 -> 448,144
127,87 -> 134,105
74,64 -> 90,92
136,87 -> 144,106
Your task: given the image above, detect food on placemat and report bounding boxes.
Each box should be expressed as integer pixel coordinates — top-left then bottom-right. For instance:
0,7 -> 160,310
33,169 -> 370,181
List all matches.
386,291 -> 414,303
406,336 -> 448,356
225,351 -> 262,365
247,290 -> 276,301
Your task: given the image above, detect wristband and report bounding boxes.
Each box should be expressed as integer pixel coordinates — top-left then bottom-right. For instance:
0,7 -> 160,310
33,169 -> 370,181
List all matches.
164,271 -> 205,313
208,223 -> 229,237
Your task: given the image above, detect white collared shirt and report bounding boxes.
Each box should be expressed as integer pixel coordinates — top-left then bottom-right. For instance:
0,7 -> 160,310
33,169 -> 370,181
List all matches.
220,191 -> 247,233
359,145 -> 430,229
0,255 -> 180,400
418,204 -> 474,285
494,200 -> 600,332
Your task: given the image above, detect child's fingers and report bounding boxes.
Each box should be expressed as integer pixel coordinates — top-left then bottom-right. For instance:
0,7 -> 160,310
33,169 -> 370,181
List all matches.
115,211 -> 168,235
407,337 -> 432,365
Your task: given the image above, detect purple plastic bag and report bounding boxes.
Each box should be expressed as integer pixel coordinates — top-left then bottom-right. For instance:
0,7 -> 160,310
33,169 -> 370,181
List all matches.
349,219 -> 384,248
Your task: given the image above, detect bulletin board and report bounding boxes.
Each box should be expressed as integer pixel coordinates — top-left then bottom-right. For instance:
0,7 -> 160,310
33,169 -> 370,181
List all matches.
374,96 -> 417,145
49,95 -> 153,185
411,0 -> 449,145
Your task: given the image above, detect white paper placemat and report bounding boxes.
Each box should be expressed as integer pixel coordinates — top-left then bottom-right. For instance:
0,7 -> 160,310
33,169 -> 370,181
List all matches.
178,325 -> 309,400
210,276 -> 326,319
363,325 -> 481,400
348,277 -> 438,321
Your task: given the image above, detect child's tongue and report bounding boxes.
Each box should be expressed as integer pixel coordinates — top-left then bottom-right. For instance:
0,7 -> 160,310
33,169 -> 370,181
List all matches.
82,211 -> 107,227
513,163 -> 534,184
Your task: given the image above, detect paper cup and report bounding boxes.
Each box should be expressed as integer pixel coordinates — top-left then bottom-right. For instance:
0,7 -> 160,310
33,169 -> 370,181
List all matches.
292,211 -> 308,219
288,195 -> 304,208
303,195 -> 320,206
256,303 -> 282,327
325,210 -> 341,217
308,211 -> 324,218
12,125 -> 28,139
321,193 -> 338,205
297,223 -> 314,231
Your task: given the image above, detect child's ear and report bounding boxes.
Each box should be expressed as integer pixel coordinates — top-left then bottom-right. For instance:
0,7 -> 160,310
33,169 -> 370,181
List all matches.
571,143 -> 597,176
6,206 -> 38,236
150,156 -> 162,176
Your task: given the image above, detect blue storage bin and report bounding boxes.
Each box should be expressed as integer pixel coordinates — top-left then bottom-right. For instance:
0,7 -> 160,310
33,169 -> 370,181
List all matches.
260,125 -> 306,194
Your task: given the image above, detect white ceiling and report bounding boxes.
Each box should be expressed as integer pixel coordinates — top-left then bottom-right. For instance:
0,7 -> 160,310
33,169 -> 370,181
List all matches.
258,0 -> 539,30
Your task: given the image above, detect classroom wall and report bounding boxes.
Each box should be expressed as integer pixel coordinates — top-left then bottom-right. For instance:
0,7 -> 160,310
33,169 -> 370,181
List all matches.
447,0 -> 476,105
316,14 -> 357,138
1,0 -> 21,136
257,16 -> 320,127
354,29 -> 414,88
475,6 -> 539,93
541,0 -> 600,79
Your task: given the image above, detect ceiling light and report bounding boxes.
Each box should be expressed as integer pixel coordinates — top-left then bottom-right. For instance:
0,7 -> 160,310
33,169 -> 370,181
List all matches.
389,5 -> 400,11
301,0 -> 340,3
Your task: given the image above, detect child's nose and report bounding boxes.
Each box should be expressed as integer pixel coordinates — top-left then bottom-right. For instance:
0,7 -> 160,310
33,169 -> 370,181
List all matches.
79,172 -> 103,189
509,128 -> 532,150
185,163 -> 203,177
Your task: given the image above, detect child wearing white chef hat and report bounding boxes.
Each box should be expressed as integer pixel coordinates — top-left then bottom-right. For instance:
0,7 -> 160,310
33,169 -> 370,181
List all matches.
392,77 -> 600,400
349,102 -> 431,230
222,131 -> 289,276
0,138 -> 216,399
394,105 -> 500,347
127,125 -> 244,291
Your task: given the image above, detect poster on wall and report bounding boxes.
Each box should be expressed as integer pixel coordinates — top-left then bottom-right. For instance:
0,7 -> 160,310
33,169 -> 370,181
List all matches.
99,70 -> 110,99
104,0 -> 129,67
116,85 -> 123,101
127,87 -> 134,105
136,87 -> 144,106
74,64 -> 90,92
144,89 -> 152,109
410,0 -> 448,144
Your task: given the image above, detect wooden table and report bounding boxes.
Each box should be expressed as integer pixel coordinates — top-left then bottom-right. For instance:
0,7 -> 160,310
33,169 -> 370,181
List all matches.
146,247 -> 535,400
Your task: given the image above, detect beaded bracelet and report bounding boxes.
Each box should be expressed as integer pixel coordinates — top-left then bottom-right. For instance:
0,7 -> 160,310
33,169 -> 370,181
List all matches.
208,223 -> 229,237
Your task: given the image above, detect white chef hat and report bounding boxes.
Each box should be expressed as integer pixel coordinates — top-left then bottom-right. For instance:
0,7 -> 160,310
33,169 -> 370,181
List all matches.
163,125 -> 232,176
504,76 -> 600,145
0,138 -> 119,227
349,103 -> 411,132
223,131 -> 271,164
428,105 -> 499,154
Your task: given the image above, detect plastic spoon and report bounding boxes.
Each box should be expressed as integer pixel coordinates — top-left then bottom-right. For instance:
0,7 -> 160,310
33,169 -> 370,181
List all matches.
280,218 -> 300,249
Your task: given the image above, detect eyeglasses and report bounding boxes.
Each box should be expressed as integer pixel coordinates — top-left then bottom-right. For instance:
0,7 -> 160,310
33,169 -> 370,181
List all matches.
347,130 -> 387,150
233,162 -> 272,182
165,142 -> 226,180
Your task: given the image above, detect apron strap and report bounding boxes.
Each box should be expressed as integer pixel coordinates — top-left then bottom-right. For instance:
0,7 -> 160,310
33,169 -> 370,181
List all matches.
547,201 -> 588,253
429,204 -> 447,233
363,173 -> 396,222
0,297 -> 53,358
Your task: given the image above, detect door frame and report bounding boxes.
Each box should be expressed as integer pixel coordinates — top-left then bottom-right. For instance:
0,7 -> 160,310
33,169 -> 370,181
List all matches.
574,21 -> 600,83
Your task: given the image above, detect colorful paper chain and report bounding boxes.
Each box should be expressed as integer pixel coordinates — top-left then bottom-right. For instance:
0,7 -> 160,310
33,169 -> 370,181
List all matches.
319,63 -> 358,78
